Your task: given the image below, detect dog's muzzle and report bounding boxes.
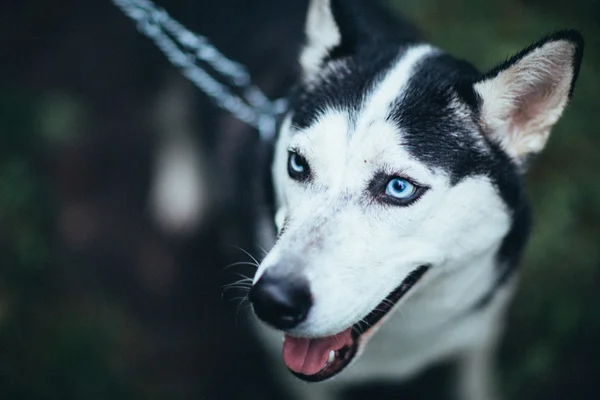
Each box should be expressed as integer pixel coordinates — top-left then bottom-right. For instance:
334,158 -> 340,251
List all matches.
249,265 -> 430,382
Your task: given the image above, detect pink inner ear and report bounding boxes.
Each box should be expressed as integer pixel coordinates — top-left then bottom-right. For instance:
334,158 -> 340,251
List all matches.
510,81 -> 556,129
506,51 -> 573,136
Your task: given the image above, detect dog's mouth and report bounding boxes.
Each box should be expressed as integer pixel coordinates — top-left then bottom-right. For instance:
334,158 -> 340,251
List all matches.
283,265 -> 430,382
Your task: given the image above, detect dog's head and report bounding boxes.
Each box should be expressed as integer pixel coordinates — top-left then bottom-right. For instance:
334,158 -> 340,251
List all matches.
249,0 -> 583,382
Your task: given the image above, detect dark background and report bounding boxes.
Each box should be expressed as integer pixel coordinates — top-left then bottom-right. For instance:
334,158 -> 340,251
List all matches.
1,0 -> 599,399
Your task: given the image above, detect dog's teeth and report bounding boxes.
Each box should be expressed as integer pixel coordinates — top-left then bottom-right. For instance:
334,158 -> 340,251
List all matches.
328,350 -> 335,363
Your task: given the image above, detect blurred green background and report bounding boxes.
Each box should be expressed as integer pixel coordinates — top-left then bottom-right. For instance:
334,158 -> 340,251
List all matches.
1,0 -> 598,399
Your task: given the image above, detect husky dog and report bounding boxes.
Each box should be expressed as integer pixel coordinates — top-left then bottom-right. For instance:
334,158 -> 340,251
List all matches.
241,0 -> 584,399
148,0 -> 583,398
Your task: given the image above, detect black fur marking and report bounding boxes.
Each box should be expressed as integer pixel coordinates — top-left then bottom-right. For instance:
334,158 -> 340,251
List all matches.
388,53 -> 489,185
278,217 -> 291,238
290,46 -> 402,131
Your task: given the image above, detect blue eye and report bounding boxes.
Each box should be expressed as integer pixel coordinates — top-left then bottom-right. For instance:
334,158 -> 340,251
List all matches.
385,178 -> 416,199
290,153 -> 304,172
288,151 -> 310,181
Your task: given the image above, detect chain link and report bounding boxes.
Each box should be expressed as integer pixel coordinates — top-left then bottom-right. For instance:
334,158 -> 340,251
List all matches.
112,0 -> 287,141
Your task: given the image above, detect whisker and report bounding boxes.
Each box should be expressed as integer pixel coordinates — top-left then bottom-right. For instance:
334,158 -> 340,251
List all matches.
230,295 -> 250,304
256,245 -> 269,257
359,318 -> 373,330
234,295 -> 252,326
224,261 -> 259,270
222,280 -> 253,289
231,273 -> 253,281
381,299 -> 396,308
372,307 -> 390,314
222,283 -> 252,291
229,245 -> 261,266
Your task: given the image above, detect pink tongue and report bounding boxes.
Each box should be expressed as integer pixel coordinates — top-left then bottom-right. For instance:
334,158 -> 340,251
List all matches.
282,328 -> 353,376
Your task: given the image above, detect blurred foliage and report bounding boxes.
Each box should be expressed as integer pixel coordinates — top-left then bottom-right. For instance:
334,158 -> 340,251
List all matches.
0,92 -> 128,398
0,93 -> 50,271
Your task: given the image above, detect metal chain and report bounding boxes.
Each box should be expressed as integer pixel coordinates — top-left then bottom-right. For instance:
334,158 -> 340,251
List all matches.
112,0 -> 287,141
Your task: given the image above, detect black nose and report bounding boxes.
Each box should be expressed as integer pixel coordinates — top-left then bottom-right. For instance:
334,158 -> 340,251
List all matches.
249,273 -> 312,330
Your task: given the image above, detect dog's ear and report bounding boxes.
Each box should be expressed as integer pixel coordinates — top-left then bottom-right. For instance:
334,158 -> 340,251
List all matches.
474,31 -> 584,168
300,0 -> 343,77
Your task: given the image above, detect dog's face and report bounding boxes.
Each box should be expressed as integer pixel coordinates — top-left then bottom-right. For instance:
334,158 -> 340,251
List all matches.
250,0 -> 583,382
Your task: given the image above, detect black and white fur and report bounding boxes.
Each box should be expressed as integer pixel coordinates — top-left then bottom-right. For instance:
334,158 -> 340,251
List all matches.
153,0 -> 583,398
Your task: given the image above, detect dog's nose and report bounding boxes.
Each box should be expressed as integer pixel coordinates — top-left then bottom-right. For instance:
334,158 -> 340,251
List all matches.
249,273 -> 312,330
